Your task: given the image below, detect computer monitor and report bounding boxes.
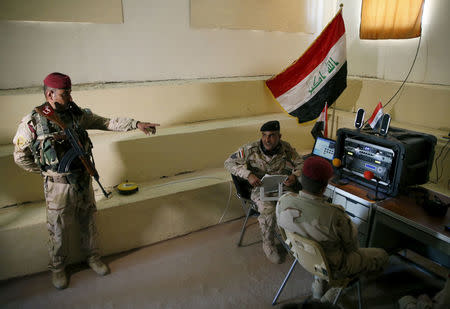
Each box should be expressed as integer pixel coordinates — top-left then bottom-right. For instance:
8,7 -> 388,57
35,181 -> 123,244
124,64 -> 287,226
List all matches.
312,137 -> 336,161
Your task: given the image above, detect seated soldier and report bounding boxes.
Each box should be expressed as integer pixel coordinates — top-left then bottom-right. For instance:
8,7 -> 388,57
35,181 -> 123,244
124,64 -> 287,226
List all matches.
224,120 -> 304,264
276,156 -> 389,302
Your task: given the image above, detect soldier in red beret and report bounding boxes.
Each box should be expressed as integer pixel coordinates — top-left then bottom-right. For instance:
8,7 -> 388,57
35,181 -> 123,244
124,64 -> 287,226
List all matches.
276,156 -> 389,302
13,72 -> 160,289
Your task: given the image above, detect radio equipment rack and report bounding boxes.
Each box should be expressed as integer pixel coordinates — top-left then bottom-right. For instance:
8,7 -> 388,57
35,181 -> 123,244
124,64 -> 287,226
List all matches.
335,127 -> 436,196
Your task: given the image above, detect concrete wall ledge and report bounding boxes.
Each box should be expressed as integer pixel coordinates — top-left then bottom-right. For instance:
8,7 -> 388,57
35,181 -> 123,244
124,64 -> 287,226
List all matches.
0,112 -> 315,208
0,168 -> 243,281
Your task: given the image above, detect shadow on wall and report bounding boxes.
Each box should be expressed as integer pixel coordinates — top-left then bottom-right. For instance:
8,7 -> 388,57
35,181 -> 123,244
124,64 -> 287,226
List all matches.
163,80 -> 283,126
110,118 -> 315,187
112,126 -> 262,184
335,78 -> 363,112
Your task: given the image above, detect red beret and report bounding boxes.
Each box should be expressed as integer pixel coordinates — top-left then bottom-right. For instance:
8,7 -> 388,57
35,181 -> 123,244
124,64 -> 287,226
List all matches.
43,72 -> 71,89
302,156 -> 334,183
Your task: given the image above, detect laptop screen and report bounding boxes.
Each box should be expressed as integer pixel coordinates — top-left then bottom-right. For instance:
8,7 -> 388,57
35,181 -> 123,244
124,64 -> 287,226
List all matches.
312,137 -> 336,161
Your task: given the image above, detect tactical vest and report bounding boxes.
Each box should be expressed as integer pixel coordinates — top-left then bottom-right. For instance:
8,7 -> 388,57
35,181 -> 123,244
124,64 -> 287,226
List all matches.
30,108 -> 93,173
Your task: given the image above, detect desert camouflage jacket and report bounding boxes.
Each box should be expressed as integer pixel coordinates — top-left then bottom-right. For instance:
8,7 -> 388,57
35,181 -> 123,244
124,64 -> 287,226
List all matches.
224,140 -> 304,180
276,191 -> 358,270
13,102 -> 139,174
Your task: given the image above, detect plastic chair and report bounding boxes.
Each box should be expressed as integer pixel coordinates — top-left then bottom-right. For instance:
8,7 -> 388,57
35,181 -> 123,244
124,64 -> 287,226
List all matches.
231,174 -> 260,246
272,229 -> 362,308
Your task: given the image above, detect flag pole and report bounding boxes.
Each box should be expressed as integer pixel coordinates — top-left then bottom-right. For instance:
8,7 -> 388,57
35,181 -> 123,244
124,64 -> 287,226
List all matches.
330,3 -> 343,139
330,102 -> 336,139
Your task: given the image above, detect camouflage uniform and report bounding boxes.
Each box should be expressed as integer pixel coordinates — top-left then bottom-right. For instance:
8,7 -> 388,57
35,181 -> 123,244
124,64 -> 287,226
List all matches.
13,102 -> 139,271
276,191 -> 389,278
224,140 -> 303,249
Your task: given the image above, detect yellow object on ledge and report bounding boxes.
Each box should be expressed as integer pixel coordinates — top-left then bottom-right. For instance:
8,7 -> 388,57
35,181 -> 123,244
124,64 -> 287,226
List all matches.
117,182 -> 139,195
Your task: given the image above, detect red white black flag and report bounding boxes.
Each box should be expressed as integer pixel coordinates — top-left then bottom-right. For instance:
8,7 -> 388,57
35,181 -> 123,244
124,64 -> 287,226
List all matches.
368,102 -> 384,129
265,10 -> 347,124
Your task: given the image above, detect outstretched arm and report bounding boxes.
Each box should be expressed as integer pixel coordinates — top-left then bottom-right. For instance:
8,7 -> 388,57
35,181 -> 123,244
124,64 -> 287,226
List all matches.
79,108 -> 159,134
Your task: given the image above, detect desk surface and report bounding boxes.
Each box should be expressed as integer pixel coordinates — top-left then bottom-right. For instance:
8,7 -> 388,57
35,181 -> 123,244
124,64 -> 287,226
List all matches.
377,192 -> 450,242
331,180 -> 449,240
329,180 -> 377,205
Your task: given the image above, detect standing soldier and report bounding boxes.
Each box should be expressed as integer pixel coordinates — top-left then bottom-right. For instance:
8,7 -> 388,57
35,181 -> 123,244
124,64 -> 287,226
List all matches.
12,72 -> 160,289
224,120 -> 304,264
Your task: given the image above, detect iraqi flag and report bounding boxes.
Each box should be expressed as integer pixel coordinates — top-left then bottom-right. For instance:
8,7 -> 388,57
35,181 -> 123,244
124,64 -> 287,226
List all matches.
311,103 -> 328,139
368,102 -> 384,129
265,10 -> 347,124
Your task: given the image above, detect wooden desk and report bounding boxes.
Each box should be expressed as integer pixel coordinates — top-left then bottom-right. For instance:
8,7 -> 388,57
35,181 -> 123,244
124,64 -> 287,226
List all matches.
326,181 -> 450,268
370,190 -> 450,268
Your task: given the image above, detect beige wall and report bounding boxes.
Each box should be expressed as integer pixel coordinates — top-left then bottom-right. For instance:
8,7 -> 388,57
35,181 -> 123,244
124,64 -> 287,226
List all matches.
0,0 -> 123,23
0,80 -> 283,145
341,0 -> 450,85
1,0 -> 449,89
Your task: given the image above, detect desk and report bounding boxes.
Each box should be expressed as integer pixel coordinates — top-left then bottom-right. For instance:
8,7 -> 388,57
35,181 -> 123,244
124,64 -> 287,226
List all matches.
370,191 -> 450,268
326,181 -> 450,268
325,181 -> 377,247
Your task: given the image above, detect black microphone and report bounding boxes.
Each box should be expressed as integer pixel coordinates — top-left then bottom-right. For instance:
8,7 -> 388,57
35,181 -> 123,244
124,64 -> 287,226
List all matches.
364,171 -> 386,200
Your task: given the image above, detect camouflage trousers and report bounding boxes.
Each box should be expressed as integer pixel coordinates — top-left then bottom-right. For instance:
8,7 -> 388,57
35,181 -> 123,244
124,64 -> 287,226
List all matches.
43,173 -> 99,271
251,187 -> 295,245
333,247 -> 389,279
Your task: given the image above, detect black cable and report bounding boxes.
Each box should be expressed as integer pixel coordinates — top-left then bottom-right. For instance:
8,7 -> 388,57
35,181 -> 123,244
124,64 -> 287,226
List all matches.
362,34 -> 423,128
433,139 -> 450,183
383,34 -> 422,110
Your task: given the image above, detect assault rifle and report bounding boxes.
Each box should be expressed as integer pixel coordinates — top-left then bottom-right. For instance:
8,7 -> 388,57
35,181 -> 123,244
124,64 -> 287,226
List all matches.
35,103 -> 111,198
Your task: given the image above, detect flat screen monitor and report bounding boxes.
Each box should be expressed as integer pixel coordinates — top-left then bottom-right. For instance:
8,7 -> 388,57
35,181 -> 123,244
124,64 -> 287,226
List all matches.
312,137 -> 336,161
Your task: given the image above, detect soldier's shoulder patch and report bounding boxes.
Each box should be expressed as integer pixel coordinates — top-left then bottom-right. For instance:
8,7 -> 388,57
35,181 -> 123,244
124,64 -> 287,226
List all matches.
239,148 -> 245,158
15,136 -> 28,149
231,148 -> 245,159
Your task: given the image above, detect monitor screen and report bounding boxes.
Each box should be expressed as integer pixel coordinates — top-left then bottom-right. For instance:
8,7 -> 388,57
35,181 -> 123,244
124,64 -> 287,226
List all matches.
312,137 -> 336,161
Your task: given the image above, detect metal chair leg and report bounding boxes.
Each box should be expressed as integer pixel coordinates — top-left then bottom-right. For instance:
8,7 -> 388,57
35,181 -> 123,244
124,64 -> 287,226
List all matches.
272,259 -> 298,305
356,280 -> 362,309
237,205 -> 253,246
332,287 -> 343,305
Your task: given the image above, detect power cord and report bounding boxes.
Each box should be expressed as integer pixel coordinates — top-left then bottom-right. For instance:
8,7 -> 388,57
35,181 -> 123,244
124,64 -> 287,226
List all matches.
362,34 -> 422,128
432,139 -> 450,184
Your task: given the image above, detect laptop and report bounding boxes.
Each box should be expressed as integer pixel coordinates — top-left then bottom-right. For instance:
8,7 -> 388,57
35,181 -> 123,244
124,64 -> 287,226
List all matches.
310,136 -> 336,161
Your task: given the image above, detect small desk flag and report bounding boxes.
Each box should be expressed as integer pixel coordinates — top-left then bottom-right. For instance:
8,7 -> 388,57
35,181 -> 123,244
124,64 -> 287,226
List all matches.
368,102 -> 384,129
